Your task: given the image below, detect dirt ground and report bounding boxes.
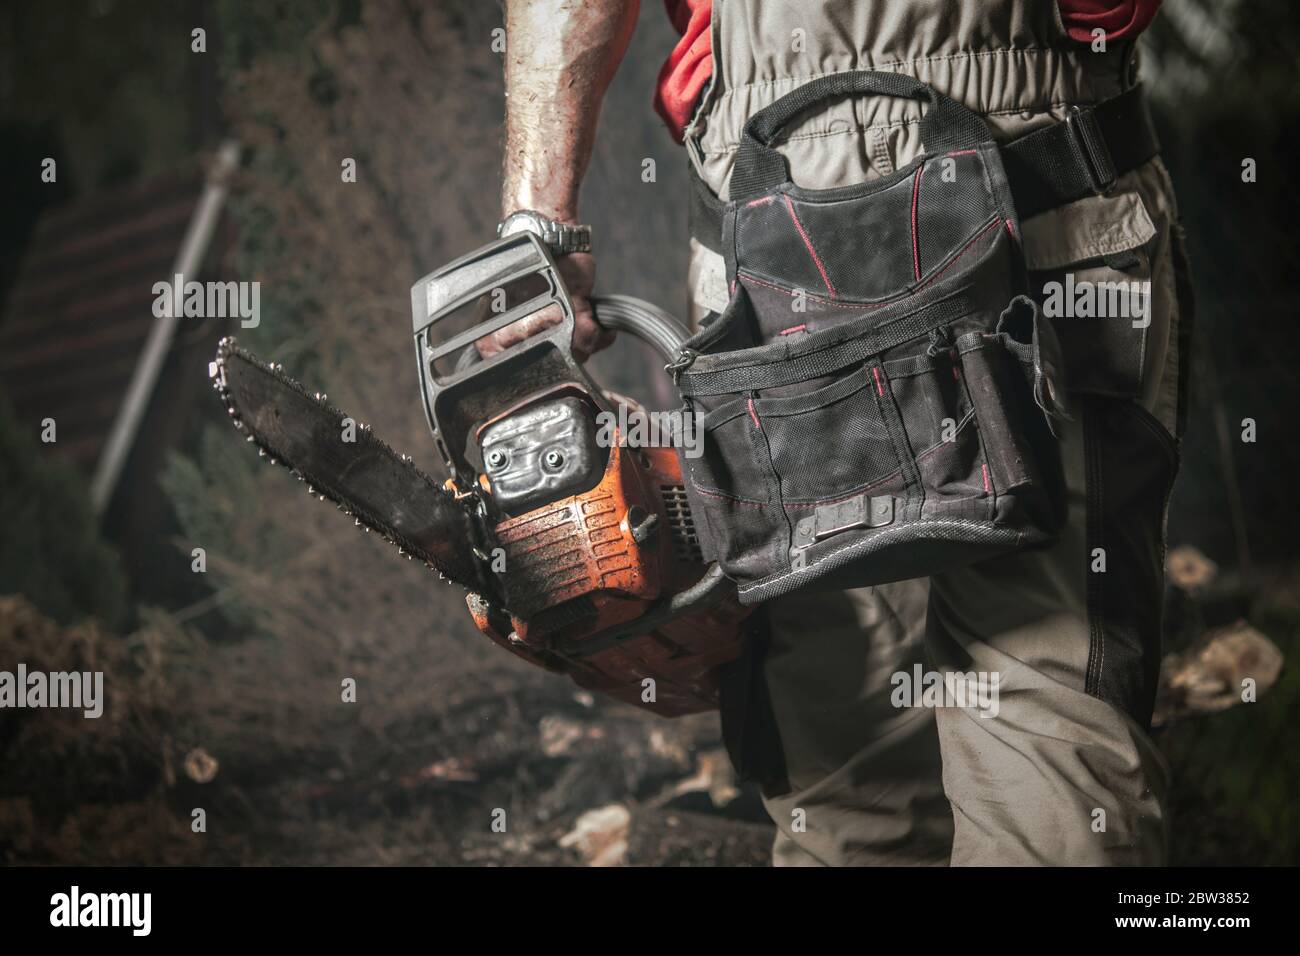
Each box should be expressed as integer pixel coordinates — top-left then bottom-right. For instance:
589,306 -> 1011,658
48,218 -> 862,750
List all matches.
3,557 -> 1297,866
0,594 -> 773,866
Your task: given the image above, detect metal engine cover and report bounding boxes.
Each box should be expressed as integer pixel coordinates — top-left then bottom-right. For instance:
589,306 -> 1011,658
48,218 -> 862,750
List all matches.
479,396 -> 605,516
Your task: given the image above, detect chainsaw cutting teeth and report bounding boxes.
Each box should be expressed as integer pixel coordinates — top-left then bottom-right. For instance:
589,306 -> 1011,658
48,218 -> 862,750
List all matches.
212,338 -> 491,599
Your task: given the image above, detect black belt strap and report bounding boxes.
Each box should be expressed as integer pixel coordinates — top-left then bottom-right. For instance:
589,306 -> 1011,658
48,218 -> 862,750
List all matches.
1004,85 -> 1159,219
689,85 -> 1160,254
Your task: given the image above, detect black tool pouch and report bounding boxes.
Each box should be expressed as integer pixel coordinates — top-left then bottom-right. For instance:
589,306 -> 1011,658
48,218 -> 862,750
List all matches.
673,71 -> 1068,605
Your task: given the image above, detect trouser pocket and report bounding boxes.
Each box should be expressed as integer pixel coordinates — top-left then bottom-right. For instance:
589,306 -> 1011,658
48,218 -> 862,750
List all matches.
1082,397 -> 1179,728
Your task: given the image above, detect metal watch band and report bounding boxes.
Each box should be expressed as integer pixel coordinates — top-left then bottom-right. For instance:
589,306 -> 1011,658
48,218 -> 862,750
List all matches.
547,220 -> 592,255
497,210 -> 592,255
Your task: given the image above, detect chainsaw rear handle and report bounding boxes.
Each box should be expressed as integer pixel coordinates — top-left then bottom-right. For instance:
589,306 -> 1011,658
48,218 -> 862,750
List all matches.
411,233 -> 689,483
588,295 -> 688,364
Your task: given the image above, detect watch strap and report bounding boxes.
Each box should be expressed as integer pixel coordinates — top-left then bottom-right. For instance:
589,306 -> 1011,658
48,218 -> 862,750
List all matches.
498,210 -> 592,255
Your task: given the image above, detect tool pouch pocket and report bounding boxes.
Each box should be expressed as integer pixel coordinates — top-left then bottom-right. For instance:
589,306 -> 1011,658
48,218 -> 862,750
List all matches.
673,71 -> 1067,605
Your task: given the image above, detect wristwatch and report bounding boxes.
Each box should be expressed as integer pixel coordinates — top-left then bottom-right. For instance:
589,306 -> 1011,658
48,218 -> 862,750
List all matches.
497,209 -> 592,255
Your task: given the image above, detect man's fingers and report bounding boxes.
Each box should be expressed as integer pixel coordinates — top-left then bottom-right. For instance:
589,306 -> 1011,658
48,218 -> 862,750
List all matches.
472,251 -> 603,358
475,298 -> 613,360
572,305 -> 615,360
476,304 -> 563,357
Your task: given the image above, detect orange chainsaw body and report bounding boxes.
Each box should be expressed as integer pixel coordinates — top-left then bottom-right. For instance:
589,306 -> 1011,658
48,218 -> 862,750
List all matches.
465,421 -> 749,717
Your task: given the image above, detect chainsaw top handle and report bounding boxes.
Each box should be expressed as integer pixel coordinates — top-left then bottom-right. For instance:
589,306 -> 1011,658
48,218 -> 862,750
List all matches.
410,233 -> 690,486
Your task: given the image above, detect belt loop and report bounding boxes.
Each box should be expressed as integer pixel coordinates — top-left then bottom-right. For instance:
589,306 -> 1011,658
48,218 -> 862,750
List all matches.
1066,105 -> 1118,196
1121,39 -> 1140,89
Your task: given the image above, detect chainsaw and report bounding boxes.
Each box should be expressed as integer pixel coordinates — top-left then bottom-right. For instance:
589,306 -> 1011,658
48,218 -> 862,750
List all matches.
211,233 -> 750,716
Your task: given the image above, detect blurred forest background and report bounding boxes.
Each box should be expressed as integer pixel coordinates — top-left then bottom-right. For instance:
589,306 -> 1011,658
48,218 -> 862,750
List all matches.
0,0 -> 1297,865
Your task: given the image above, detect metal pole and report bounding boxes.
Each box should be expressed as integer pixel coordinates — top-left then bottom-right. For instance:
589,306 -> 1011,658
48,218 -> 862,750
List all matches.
90,139 -> 240,514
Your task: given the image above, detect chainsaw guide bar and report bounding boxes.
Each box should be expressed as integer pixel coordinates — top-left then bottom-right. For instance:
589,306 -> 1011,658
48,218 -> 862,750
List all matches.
209,337 -> 494,598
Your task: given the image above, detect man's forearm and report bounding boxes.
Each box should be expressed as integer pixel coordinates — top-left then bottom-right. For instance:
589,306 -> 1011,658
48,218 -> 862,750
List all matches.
502,0 -> 639,222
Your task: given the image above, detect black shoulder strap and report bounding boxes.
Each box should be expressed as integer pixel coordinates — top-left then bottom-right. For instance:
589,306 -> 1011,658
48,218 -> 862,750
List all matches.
729,70 -> 992,200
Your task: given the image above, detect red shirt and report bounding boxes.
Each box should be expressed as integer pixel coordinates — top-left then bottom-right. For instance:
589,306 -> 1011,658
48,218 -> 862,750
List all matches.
654,0 -> 1163,142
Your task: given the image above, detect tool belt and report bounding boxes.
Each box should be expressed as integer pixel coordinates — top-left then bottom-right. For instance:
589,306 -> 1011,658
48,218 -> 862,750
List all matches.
674,71 -> 1158,605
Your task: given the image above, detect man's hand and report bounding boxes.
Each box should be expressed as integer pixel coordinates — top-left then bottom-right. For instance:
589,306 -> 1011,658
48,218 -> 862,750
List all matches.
481,0 -> 640,360
475,251 -> 613,360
